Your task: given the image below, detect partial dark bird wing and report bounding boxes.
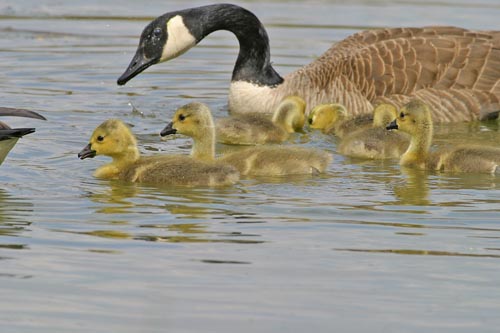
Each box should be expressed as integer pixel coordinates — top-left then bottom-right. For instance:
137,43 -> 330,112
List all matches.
0,107 -> 46,120
0,128 -> 35,165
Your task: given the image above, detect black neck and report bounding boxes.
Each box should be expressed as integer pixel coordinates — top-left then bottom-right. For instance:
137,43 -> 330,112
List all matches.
182,4 -> 283,86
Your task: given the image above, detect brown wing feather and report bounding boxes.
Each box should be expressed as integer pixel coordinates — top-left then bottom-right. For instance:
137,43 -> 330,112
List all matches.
375,88 -> 500,122
280,26 -> 500,121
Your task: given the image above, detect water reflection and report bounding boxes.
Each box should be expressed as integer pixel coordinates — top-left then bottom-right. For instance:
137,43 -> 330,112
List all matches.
86,179 -> 245,218
0,188 -> 33,237
74,182 -> 266,244
54,221 -> 264,245
336,248 -> 500,258
392,168 -> 431,206
86,180 -> 138,214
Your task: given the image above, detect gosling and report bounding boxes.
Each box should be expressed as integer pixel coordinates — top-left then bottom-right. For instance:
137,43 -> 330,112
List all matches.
338,104 -> 410,159
161,102 -> 332,176
216,96 -> 306,145
386,100 -> 500,174
308,103 -> 372,138
78,119 -> 239,186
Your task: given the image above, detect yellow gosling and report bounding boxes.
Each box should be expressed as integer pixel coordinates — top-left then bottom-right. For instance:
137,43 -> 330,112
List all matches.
386,100 -> 500,174
78,119 -> 239,186
308,103 -> 372,138
216,96 -> 306,145
161,102 -> 332,176
338,104 -> 410,159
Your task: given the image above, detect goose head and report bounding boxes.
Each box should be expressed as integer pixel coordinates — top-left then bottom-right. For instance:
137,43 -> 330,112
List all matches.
307,104 -> 347,130
372,104 -> 398,127
118,4 -> 282,88
386,100 -> 433,136
78,119 -> 139,160
272,96 -> 306,133
117,11 -> 197,85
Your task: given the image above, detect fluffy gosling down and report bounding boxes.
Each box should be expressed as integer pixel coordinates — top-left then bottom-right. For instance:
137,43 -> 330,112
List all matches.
78,119 -> 239,186
386,100 -> 500,174
161,102 -> 332,176
216,96 -> 306,145
338,104 -> 410,159
308,103 -> 373,138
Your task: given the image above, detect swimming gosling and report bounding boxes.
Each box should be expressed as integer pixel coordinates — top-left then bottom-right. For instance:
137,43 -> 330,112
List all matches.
339,104 -> 410,159
386,100 -> 500,174
78,119 -> 239,186
308,103 -> 372,138
161,102 -> 332,176
216,96 -> 306,145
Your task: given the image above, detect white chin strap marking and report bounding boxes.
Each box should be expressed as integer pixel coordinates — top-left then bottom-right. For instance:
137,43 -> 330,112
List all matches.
160,15 -> 196,62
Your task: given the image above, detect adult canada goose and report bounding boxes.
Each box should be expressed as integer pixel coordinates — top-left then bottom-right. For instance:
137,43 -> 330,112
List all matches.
338,104 -> 410,159
0,107 -> 46,166
160,102 -> 332,176
78,119 -> 239,186
216,95 -> 306,145
386,100 -> 500,173
117,3 -> 500,122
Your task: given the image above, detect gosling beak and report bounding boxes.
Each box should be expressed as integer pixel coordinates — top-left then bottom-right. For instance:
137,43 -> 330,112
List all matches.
0,107 -> 47,120
160,122 -> 177,137
117,48 -> 159,86
386,119 -> 398,130
78,143 -> 96,160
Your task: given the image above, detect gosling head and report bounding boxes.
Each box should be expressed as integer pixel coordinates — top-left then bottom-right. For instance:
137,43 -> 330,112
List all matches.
160,102 -> 214,139
308,104 -> 347,129
372,104 -> 398,127
78,119 -> 138,160
272,96 -> 307,132
117,8 -> 200,85
386,99 -> 433,135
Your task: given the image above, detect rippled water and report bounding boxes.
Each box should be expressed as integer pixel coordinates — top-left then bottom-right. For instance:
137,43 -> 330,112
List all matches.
1,1 -> 500,332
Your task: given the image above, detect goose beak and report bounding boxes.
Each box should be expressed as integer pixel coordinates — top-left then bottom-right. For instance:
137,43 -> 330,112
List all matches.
386,119 -> 398,130
160,122 -> 176,137
117,48 -> 159,86
78,143 -> 96,160
0,107 -> 46,120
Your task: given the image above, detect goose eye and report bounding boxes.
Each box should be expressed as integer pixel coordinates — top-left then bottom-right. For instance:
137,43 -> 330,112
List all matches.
153,27 -> 162,37
399,112 -> 405,119
97,135 -> 104,142
178,114 -> 186,121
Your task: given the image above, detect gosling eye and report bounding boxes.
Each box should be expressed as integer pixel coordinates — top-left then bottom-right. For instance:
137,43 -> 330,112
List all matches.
308,118 -> 313,125
178,114 -> 186,121
97,135 -> 104,142
399,112 -> 405,119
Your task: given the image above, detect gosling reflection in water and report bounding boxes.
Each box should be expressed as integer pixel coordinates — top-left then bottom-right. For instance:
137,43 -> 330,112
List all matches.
69,222 -> 262,245
87,179 -> 243,219
392,168 -> 431,206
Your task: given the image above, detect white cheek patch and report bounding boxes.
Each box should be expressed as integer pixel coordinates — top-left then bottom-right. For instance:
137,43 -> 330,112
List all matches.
160,15 -> 196,62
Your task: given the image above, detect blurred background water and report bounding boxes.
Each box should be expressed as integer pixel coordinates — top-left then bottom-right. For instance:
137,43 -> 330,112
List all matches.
1,0 -> 500,332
